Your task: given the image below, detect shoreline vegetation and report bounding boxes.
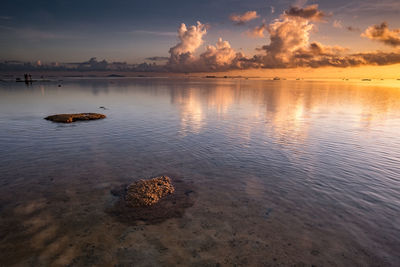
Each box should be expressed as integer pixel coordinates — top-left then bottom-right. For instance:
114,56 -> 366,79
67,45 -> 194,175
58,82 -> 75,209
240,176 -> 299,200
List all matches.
1,72 -> 400,82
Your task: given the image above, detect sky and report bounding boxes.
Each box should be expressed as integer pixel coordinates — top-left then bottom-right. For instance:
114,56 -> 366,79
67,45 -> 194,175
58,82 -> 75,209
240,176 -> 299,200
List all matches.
1,0 -> 400,74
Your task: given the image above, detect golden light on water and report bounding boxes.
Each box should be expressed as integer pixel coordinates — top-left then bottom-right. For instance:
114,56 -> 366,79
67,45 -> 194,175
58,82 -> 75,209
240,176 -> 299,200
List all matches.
170,79 -> 400,145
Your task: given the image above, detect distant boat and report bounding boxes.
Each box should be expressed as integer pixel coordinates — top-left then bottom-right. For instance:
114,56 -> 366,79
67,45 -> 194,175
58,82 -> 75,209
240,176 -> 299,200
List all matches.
361,79 -> 372,81
206,75 -> 216,78
273,77 -> 280,80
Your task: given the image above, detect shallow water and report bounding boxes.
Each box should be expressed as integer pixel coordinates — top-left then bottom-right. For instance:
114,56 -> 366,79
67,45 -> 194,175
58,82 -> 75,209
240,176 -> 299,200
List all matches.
0,78 -> 399,266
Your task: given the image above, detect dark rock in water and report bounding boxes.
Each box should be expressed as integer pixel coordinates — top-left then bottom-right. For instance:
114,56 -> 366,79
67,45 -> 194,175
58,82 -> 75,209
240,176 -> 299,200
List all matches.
107,176 -> 194,225
44,113 -> 106,123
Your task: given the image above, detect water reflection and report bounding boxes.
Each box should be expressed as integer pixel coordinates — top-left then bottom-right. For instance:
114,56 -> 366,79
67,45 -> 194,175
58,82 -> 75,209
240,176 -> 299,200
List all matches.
164,79 -> 400,146
171,88 -> 206,135
0,78 -> 399,266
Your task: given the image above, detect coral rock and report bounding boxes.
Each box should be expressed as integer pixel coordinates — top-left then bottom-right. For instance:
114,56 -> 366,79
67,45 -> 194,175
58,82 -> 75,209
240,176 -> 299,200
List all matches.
44,113 -> 106,123
125,176 -> 175,207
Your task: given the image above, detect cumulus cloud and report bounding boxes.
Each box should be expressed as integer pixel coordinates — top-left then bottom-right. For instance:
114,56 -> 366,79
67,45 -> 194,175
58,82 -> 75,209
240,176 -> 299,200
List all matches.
162,5 -> 400,72
362,22 -> 400,47
230,11 -> 259,25
199,38 -> 244,70
248,5 -> 400,68
260,14 -> 314,67
284,4 -> 326,21
168,21 -> 207,70
166,22 -> 244,72
247,23 -> 268,38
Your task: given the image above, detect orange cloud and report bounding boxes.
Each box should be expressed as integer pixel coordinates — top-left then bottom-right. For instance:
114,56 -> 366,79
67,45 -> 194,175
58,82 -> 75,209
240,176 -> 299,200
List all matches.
168,21 -> 207,70
284,4 -> 326,22
247,24 -> 268,38
164,5 -> 400,72
230,11 -> 259,25
362,22 -> 400,47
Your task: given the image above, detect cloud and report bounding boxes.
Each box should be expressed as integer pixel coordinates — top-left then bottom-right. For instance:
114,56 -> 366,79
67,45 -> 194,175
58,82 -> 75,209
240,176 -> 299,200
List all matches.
362,22 -> 400,47
346,26 -> 360,32
4,4 -> 400,73
164,5 -> 400,71
247,24 -> 268,38
260,13 -> 314,67
353,51 -> 400,65
0,16 -> 12,20
230,11 -> 259,25
247,5 -> 400,69
167,22 -> 244,71
166,22 -> 245,72
333,20 -> 343,29
146,56 -> 169,61
0,25 -> 80,40
198,38 -> 244,70
19,28 -> 78,40
284,4 -> 326,21
168,21 -> 207,69
333,21 -> 360,32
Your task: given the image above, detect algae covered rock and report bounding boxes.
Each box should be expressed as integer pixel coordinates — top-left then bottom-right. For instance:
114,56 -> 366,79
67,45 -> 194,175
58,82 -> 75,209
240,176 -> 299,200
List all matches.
125,176 -> 175,207
107,175 -> 194,225
44,113 -> 106,123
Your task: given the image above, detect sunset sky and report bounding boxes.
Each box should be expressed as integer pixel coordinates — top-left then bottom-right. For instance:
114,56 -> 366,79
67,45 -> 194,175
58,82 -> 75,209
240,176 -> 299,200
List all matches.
1,0 -> 400,75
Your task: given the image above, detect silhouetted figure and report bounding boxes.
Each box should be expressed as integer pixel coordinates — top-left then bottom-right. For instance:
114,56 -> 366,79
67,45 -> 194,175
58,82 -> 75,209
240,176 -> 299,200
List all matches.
29,74 -> 32,82
24,74 -> 29,85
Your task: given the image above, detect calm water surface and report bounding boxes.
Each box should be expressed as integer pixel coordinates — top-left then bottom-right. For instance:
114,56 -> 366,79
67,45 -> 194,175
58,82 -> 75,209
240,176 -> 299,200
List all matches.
0,78 -> 399,266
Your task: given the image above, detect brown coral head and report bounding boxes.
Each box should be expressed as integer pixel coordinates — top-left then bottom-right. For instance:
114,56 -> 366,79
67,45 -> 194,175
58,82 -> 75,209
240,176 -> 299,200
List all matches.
125,176 -> 175,207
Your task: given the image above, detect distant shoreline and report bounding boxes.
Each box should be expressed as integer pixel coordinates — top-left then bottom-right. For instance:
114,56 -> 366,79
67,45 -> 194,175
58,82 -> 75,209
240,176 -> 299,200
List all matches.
1,70 -> 400,83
